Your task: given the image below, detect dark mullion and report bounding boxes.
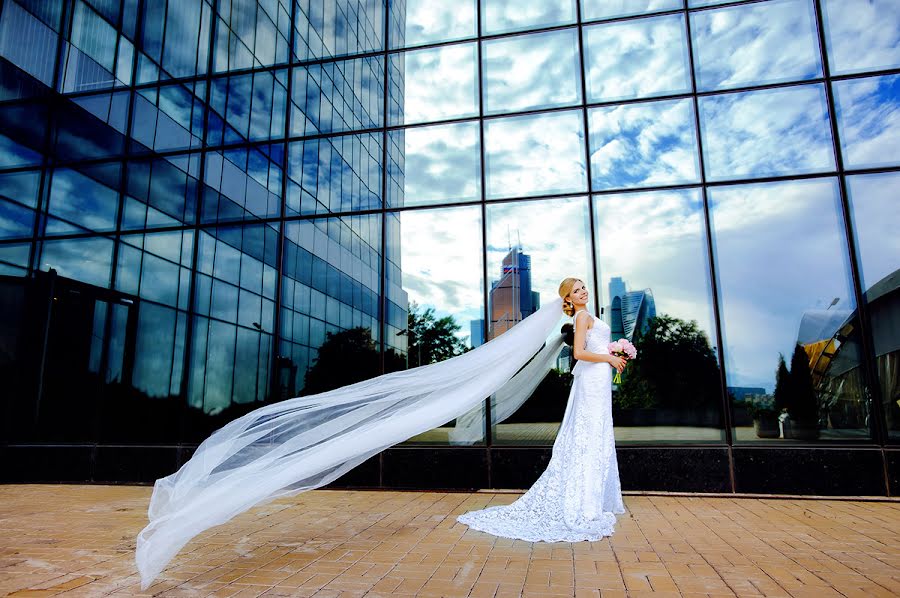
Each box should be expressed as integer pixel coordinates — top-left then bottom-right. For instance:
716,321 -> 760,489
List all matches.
812,0 -> 888,456
476,0 -> 492,458
177,0 -> 218,447
376,0 -> 390,488
684,2 -> 736,491
575,0 -> 601,323
378,2 -> 389,383
269,0 -> 297,406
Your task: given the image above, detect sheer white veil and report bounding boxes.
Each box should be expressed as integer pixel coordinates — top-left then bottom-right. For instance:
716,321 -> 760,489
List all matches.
135,296 -> 566,588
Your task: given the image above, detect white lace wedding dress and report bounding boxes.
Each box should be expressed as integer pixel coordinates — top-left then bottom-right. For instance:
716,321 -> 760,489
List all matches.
456,309 -> 626,541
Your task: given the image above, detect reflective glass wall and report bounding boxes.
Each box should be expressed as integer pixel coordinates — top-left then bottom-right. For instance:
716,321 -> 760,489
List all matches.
0,0 -> 898,491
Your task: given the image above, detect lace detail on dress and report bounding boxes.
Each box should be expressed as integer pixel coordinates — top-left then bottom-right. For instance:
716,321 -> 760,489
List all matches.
456,311 -> 626,542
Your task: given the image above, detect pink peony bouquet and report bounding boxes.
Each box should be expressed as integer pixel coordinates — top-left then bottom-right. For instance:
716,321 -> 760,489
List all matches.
607,339 -> 637,384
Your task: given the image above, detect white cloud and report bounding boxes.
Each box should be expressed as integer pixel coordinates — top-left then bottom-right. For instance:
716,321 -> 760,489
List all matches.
691,0 -> 822,90
484,109 -> 587,199
482,0 -> 575,35
392,43 -> 479,125
821,0 -> 900,75
834,75 -> 900,169
584,13 -> 690,102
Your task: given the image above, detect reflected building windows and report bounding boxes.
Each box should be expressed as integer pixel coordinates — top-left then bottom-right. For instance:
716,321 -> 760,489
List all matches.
845,173 -> 900,440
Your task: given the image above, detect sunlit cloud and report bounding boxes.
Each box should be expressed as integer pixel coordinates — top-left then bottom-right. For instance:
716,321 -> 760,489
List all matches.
589,98 -> 699,189
699,85 -> 835,181
584,13 -> 689,102
691,0 -> 822,91
395,0 -> 476,48
391,121 -> 481,206
390,43 -> 478,125
583,0 -> 681,21
392,205 -> 484,327
483,28 -> 581,115
821,0 -> 900,75
834,74 -> 900,170
482,0 -> 575,35
485,109 -> 587,199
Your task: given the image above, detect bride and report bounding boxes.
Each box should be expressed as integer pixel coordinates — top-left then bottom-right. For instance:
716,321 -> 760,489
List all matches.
135,276 -> 625,588
457,277 -> 627,541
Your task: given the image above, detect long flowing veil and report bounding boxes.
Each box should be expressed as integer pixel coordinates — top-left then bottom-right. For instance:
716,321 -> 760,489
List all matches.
135,296 -> 565,588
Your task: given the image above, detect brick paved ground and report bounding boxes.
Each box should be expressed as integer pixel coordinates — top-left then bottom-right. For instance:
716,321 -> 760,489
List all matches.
0,485 -> 898,597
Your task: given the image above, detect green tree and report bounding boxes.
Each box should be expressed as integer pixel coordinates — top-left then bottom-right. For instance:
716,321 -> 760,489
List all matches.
404,301 -> 469,368
615,314 -> 721,410
303,327 -> 405,395
787,343 -> 818,427
772,353 -> 790,414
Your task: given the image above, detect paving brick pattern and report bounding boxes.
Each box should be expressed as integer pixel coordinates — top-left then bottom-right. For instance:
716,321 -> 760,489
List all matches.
0,485 -> 898,597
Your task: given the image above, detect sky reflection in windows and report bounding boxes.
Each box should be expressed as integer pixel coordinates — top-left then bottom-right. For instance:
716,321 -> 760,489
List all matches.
589,99 -> 700,191
584,14 -> 690,103
485,110 -> 587,200
483,28 -> 581,115
834,74 -> 900,170
699,85 -> 835,181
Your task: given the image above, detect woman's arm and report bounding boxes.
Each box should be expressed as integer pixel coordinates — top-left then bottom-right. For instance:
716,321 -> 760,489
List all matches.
572,311 -> 610,364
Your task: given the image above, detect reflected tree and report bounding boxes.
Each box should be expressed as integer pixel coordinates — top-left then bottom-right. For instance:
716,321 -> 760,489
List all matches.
614,314 -> 720,410
404,301 -> 469,368
303,327 -> 405,395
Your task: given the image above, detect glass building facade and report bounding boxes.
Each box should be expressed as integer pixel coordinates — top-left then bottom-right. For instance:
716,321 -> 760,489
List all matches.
0,0 -> 898,495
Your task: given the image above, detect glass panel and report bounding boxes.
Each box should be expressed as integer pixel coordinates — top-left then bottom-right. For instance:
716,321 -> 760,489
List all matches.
699,85 -> 835,181
485,109 -> 587,200
293,0 -> 385,61
203,145 -> 283,223
386,206 -> 484,444
845,173 -> 900,440
483,29 -> 581,116
208,70 -> 287,145
485,197 -> 592,445
46,166 -> 120,235
0,170 -> 41,240
286,133 -> 382,217
584,14 -> 690,103
291,56 -> 384,135
588,98 -> 699,191
126,154 -> 200,229
834,74 -> 900,170
389,43 -> 478,126
582,0 -> 682,22
688,0 -> 734,6
708,179 -> 870,442
187,223 -> 279,440
388,121 -> 481,207
691,0 -> 821,92
389,0 -> 477,48
0,133 -> 43,170
594,189 -> 724,443
280,214 -> 381,400
482,0 -> 576,35
822,0 -> 900,76
39,237 -> 114,288
0,1 -> 58,86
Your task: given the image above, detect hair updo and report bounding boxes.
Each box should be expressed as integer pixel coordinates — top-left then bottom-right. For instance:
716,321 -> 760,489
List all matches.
558,277 -> 581,317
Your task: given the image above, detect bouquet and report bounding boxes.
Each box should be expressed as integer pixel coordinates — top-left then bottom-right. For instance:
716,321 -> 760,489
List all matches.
607,339 -> 637,384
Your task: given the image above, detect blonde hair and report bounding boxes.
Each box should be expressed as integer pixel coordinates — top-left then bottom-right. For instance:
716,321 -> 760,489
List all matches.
558,277 -> 582,317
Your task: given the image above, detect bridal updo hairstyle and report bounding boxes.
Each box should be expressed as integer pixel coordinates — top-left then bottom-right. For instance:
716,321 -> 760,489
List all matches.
558,277 -> 582,348
558,277 -> 581,317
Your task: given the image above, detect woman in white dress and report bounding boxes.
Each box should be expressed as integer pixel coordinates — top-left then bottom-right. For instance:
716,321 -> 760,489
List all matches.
456,277 -> 628,541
